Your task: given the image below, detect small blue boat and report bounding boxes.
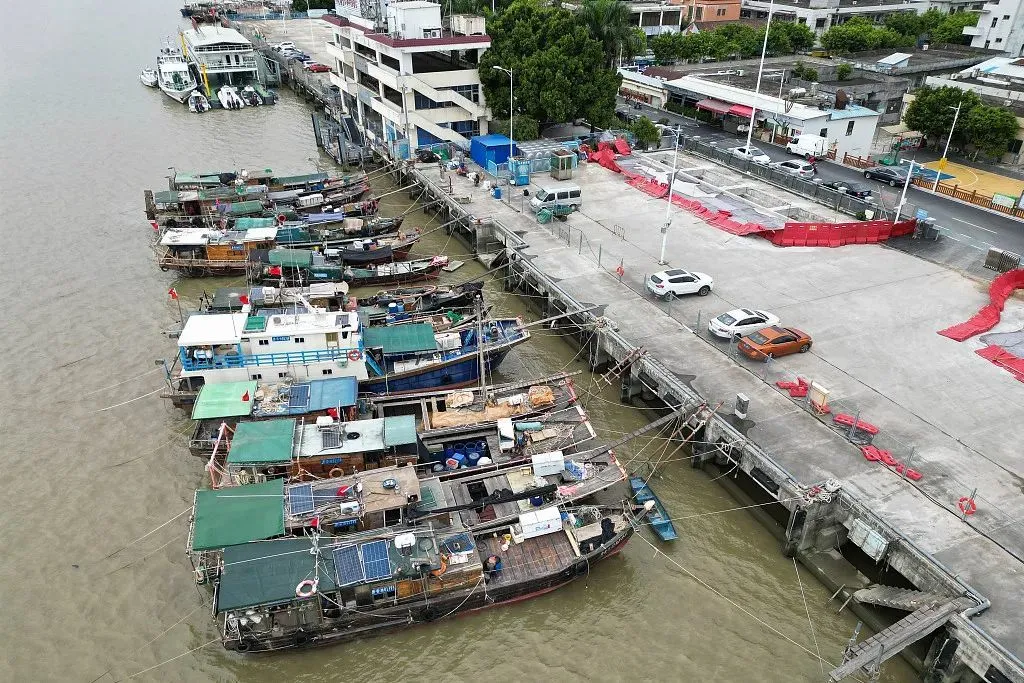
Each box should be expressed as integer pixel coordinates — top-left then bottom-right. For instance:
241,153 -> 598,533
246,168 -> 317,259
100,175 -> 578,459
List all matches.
629,476 -> 678,541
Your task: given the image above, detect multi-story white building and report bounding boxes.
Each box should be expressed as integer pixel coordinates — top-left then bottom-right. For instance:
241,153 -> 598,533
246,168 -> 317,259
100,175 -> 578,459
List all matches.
740,0 -> 980,36
964,0 -> 1024,55
325,2 -> 491,157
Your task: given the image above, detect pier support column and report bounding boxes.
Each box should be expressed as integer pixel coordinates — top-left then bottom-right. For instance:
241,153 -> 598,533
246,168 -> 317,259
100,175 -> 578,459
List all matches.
620,373 -> 642,403
782,504 -> 807,558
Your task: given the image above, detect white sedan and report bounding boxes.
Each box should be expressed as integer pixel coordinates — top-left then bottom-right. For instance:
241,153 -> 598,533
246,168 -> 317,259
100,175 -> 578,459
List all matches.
708,308 -> 780,339
646,269 -> 714,299
728,146 -> 771,165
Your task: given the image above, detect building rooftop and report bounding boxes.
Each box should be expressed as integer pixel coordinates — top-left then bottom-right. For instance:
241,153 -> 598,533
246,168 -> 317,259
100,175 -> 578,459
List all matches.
182,26 -> 252,48
179,312 -> 248,347
843,44 -> 996,73
324,13 -> 490,50
294,415 -> 418,460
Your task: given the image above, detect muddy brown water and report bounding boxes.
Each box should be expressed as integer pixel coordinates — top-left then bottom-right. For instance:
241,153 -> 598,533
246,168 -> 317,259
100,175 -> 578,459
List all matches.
0,1 -> 917,680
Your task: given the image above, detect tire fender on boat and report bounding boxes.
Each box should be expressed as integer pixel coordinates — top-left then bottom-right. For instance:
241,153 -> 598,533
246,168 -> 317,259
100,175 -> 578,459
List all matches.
235,640 -> 251,653
329,467 -> 344,478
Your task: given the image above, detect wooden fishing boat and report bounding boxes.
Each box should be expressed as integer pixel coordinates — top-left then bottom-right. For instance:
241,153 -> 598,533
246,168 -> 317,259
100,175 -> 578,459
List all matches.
271,182 -> 372,211
253,254 -> 448,287
199,500 -> 649,653
167,169 -> 367,193
629,476 -> 678,541
357,282 -> 484,323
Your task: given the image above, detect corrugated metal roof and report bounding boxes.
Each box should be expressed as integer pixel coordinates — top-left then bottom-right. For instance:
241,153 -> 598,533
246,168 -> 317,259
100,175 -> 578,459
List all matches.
363,323 -> 437,354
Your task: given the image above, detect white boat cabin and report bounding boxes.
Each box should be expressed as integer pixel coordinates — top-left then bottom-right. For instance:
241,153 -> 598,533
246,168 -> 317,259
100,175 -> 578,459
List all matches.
182,26 -> 259,85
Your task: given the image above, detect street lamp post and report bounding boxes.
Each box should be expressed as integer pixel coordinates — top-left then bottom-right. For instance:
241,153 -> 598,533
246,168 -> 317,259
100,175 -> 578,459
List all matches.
492,66 -> 514,165
745,0 -> 776,151
895,159 -> 918,223
933,100 -> 962,193
659,132 -> 680,265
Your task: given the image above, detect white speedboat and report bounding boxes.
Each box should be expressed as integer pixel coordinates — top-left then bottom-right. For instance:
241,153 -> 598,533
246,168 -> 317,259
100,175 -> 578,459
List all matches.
241,85 -> 263,106
140,68 -> 158,87
157,46 -> 197,103
188,91 -> 211,113
217,85 -> 245,110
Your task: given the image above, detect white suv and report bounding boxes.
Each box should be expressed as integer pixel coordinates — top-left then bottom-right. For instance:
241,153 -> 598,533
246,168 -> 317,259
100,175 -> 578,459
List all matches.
646,269 -> 714,299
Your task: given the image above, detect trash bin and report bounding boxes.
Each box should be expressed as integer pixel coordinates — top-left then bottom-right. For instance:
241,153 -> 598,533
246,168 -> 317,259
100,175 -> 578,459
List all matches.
492,186 -> 502,200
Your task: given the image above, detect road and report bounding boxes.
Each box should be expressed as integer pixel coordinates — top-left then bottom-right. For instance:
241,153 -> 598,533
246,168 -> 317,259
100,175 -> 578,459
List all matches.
619,100 -> 1024,258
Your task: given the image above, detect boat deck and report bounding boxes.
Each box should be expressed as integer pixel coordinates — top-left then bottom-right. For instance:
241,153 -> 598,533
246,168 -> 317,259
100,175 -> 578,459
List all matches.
477,528 -> 577,586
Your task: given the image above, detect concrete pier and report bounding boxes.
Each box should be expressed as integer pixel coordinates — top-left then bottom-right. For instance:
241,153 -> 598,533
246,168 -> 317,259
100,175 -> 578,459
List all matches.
388,146 -> 1024,682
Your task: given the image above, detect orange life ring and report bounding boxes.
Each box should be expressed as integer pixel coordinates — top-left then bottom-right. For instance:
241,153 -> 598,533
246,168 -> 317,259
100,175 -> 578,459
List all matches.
329,467 -> 344,478
276,213 -> 287,224
295,579 -> 318,598
957,496 -> 977,516
348,349 -> 362,361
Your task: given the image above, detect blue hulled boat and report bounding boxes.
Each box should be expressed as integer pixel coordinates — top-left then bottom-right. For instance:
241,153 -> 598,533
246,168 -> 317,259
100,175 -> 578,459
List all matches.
629,476 -> 678,541
361,318 -> 529,395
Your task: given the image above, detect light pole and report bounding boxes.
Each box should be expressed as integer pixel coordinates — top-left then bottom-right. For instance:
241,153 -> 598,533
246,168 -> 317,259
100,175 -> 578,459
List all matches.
659,132 -> 680,265
745,0 -> 776,150
492,66 -> 514,164
933,99 -> 962,193
895,159 -> 918,223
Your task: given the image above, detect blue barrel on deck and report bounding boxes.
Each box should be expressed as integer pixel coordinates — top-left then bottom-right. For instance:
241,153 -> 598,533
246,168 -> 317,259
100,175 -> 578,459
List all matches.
529,496 -> 544,507
465,445 -> 481,466
443,445 -> 455,461
492,186 -> 502,200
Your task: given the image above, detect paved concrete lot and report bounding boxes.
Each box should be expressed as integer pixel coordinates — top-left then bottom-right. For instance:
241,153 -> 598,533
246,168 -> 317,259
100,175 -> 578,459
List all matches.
431,148 -> 1024,657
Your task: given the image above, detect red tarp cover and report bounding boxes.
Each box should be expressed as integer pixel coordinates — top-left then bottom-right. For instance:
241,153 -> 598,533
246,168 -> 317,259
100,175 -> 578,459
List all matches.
695,98 -> 733,115
938,269 -> 1024,341
614,138 -> 632,156
728,104 -> 754,118
976,345 -> 1024,382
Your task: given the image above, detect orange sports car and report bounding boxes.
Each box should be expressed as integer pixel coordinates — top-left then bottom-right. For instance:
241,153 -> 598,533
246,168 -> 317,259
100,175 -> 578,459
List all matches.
737,326 -> 812,360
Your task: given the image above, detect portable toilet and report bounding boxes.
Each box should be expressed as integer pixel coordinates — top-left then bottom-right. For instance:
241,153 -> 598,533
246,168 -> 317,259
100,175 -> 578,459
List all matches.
470,134 -> 518,170
510,158 -> 531,186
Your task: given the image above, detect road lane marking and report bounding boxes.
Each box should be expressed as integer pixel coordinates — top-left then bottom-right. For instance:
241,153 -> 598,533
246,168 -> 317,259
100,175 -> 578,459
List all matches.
949,217 -> 997,234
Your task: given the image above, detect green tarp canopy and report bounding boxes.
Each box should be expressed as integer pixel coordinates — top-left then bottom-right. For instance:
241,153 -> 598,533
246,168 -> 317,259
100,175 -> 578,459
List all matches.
268,249 -> 313,268
224,200 -> 266,216
153,190 -> 179,204
383,415 -> 418,446
174,172 -> 222,187
235,217 -> 277,230
273,172 -> 328,187
362,323 -> 437,354
191,479 -> 285,552
217,537 -> 339,612
227,419 -> 296,465
191,380 -> 257,420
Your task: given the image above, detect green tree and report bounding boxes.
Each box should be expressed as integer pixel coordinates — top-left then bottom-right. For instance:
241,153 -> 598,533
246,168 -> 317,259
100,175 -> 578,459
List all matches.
291,0 -> 308,11
961,106 -> 1020,159
650,32 -> 679,63
777,22 -> 816,52
480,1 -> 622,126
490,115 -> 541,141
903,85 -> 981,141
803,67 -> 819,82
884,12 -> 923,38
821,17 -> 910,53
630,116 -> 661,150
836,62 -> 852,80
932,12 -> 978,44
578,0 -> 646,66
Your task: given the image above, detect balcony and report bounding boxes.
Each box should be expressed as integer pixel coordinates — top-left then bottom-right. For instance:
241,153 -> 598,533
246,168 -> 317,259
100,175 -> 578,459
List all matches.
961,24 -> 983,36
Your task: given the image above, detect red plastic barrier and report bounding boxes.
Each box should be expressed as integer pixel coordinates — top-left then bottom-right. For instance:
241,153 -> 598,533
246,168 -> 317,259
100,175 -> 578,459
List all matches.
765,219 -> 917,248
833,413 -> 880,435
938,269 -> 1024,342
976,344 -> 1024,382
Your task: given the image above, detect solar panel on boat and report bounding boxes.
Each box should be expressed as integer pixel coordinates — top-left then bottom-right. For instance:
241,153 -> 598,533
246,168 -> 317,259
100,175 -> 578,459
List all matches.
360,540 -> 392,582
288,483 -> 315,515
333,545 -> 363,585
321,429 -> 340,449
288,383 -> 310,409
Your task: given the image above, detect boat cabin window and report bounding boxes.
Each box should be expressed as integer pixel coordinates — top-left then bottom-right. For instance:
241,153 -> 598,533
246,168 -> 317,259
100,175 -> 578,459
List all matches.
251,373 -> 262,380
257,339 -> 270,346
383,508 -> 402,526
322,369 -> 334,375
294,337 -> 305,343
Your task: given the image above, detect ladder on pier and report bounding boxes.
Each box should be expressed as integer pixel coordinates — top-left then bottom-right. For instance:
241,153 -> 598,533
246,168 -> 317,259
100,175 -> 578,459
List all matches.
828,598 -> 971,682
601,347 -> 647,385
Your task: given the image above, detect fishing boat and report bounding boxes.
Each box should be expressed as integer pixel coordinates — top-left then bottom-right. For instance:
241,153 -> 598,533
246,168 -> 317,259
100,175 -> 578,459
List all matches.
140,68 -> 158,87
295,198 -> 380,220
218,85 -> 245,109
240,85 -> 263,107
358,282 -> 483,323
253,254 -> 448,287
159,229 -> 420,276
156,46 -> 197,103
165,169 -> 368,194
629,476 -> 678,541
188,91 -> 211,113
197,499 -> 648,653
281,183 -> 372,214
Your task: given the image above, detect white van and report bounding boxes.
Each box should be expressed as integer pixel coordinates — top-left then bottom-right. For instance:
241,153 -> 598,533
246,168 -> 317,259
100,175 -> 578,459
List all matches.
530,185 -> 583,212
786,134 -> 828,159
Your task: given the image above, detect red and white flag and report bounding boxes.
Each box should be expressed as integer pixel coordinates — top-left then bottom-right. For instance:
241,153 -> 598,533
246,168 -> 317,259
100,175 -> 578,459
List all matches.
239,295 -> 250,305
168,287 -> 179,300
241,390 -> 251,402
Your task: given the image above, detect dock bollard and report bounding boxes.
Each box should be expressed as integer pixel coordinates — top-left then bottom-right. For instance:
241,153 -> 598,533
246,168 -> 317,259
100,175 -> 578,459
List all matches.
695,311 -> 702,334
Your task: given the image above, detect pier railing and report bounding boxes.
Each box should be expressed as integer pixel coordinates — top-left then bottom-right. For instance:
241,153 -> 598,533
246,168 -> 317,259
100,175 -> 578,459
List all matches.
182,347 -> 357,371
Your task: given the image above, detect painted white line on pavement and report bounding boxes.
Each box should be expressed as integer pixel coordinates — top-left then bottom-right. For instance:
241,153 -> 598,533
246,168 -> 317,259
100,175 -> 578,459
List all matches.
950,216 -> 997,234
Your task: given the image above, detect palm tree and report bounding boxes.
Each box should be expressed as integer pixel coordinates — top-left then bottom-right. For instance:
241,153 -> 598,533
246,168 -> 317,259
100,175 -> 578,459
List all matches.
578,0 -> 646,67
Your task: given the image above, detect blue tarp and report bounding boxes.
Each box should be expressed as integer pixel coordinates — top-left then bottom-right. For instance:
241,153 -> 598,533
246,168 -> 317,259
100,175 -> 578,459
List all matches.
251,376 -> 359,418
470,134 -> 517,169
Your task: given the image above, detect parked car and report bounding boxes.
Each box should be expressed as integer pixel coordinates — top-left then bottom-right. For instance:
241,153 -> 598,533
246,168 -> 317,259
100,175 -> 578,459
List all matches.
728,146 -> 771,165
646,269 -> 714,299
820,180 -> 873,200
769,159 -> 816,179
282,50 -> 311,61
273,42 -> 296,52
737,326 -> 812,360
304,62 -> 331,72
863,165 -> 918,187
708,308 -> 780,339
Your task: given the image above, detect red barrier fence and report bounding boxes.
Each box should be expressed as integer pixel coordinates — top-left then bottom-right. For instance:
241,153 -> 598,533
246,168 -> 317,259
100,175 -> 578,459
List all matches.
938,269 -> 1024,341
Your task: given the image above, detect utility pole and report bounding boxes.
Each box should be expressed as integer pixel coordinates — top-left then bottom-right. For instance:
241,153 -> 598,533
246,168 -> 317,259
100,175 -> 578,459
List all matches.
744,0 -> 776,150
659,132 -> 680,265
894,159 -> 918,223
933,99 -> 962,193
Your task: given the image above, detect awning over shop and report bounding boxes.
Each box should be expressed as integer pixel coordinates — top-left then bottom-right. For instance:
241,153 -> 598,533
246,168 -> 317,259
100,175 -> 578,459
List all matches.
695,98 -> 733,115
729,104 -> 754,118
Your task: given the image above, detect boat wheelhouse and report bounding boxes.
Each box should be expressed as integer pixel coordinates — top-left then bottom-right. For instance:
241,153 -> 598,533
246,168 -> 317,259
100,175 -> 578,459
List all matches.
160,227 -> 277,275
206,283 -> 350,313
172,305 -> 369,393
188,376 -> 360,456
181,26 -> 259,88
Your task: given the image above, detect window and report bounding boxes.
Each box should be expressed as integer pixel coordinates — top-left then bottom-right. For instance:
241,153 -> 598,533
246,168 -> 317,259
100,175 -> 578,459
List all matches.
414,92 -> 443,110
251,373 -> 262,380
695,6 -> 703,19
447,84 -> 480,103
1004,14 -> 1010,19
258,339 -> 270,346
569,189 -> 581,198
798,17 -> 806,24
294,337 -> 305,343
996,38 -> 1003,43
716,7 -> 726,15
380,53 -> 399,70
992,17 -> 998,26
815,17 -> 826,28
322,369 -> 334,375
1009,138 -> 1022,154
819,128 -> 827,137
846,121 -> 855,136
278,372 -> 287,378
450,119 -> 481,137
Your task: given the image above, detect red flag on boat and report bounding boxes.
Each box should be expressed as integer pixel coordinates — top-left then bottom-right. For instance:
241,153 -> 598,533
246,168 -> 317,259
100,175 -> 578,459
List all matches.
242,390 -> 250,402
168,288 -> 179,300
150,220 -> 160,231
268,266 -> 283,276
239,294 -> 250,305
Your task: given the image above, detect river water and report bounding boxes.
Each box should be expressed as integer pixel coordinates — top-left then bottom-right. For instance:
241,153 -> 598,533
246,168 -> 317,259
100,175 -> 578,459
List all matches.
0,1 -> 917,681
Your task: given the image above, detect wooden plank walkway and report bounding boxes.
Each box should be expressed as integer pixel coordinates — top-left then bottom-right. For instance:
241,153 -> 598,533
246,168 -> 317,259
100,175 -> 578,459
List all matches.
480,530 -> 576,586
829,599 -> 970,681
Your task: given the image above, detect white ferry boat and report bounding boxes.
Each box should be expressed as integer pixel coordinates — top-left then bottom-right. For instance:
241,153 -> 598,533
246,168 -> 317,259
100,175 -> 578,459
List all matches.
157,46 -> 197,103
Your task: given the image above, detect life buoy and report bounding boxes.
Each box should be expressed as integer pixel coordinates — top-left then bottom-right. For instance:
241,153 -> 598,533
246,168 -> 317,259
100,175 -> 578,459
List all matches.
277,214 -> 287,225
958,496 -> 977,516
295,578 -> 318,598
329,467 -> 344,478
348,349 -> 362,361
